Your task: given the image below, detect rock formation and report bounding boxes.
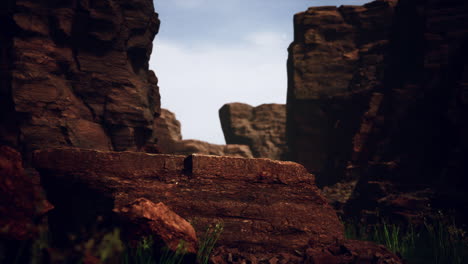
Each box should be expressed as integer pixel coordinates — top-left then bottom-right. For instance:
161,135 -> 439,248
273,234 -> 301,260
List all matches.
152,108 -> 183,151
0,145 -> 53,241
1,0 -> 445,261
286,0 -> 398,186
114,198 -> 198,254
33,148 -> 342,253
0,0 -> 161,154
154,108 -> 253,158
33,147 -> 401,263
219,103 -> 287,160
287,0 -> 468,222
344,0 -> 468,221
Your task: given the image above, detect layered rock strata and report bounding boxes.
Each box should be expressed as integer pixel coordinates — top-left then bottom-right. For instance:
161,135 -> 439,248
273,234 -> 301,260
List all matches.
154,108 -> 253,158
33,147 -> 402,263
219,103 -> 287,160
286,0 -> 398,186
0,0 -> 161,153
33,147 -> 342,254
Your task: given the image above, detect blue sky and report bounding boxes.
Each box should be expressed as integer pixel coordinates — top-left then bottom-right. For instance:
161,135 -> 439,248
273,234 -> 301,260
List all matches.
150,0 -> 371,144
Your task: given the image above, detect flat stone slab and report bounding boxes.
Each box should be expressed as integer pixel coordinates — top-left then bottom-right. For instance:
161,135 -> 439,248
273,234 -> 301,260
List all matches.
33,147 -> 344,253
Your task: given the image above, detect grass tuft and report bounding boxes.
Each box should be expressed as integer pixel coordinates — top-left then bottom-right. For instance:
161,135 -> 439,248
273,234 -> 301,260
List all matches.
197,222 -> 224,264
344,216 -> 468,264
1,221 -> 224,264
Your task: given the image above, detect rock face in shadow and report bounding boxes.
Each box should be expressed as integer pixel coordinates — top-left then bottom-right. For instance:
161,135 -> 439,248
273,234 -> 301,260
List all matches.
286,0 -> 398,186
0,145 -> 53,241
345,0 -> 468,221
154,108 -> 253,158
33,147 -> 342,254
0,0 -> 161,154
219,103 -> 287,160
287,0 -> 468,221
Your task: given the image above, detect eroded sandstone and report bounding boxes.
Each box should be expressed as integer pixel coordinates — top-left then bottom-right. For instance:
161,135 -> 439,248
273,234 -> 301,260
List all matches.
286,0 -> 398,186
33,147 -> 342,254
154,108 -> 253,158
0,0 -> 161,153
219,103 -> 287,160
114,198 -> 198,254
341,0 -> 468,223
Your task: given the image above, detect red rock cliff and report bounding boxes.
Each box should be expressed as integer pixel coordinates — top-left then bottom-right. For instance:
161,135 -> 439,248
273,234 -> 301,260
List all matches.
287,0 -> 468,218
345,0 -> 468,218
286,0 -> 398,186
0,0 -> 160,154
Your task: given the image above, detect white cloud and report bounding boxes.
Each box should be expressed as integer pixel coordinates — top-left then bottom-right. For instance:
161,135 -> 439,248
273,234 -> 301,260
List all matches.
172,0 -> 206,8
245,32 -> 289,47
150,32 -> 288,144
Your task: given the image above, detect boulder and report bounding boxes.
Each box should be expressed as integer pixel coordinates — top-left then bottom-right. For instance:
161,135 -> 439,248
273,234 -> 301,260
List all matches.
219,103 -> 287,160
114,198 -> 198,254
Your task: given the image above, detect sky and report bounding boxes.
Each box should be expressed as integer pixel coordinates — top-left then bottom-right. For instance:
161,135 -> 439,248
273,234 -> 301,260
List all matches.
150,0 -> 371,144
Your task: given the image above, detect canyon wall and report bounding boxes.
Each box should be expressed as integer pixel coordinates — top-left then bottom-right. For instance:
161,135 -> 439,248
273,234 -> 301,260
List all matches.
345,0 -> 468,218
0,0 -> 161,155
286,0 -> 398,186
287,0 -> 468,216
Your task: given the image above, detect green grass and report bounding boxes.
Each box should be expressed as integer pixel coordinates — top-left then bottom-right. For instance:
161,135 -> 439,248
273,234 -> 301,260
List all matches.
123,236 -> 187,264
344,217 -> 468,264
196,222 -> 224,264
122,221 -> 223,264
1,221 -> 224,264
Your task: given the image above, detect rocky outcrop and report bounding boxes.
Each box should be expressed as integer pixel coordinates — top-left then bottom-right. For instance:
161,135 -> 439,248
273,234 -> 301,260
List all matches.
114,198 -> 198,254
33,147 -> 343,255
345,0 -> 468,221
154,108 -> 253,158
153,108 -> 183,152
0,145 -> 53,241
168,140 -> 253,158
32,147 -> 402,263
287,0 -> 468,221
219,103 -> 287,160
286,0 -> 398,186
0,0 -> 161,154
